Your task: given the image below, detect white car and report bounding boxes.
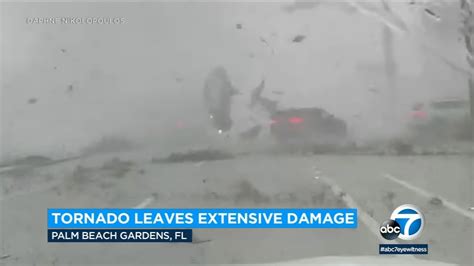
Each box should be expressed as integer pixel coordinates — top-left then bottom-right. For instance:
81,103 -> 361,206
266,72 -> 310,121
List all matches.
408,98 -> 471,140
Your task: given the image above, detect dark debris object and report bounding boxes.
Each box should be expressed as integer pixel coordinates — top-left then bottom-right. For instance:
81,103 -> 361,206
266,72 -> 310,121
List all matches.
152,149 -> 235,163
101,157 -> 134,178
429,197 -> 443,206
239,125 -> 262,140
292,35 -> 306,43
102,157 -> 133,170
236,23 -> 242,29
424,8 -> 440,20
28,98 -> 38,104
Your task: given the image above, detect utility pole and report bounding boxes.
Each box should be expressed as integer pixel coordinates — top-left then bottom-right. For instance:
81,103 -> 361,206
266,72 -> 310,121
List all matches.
460,0 -> 473,139
460,0 -> 473,210
382,1 -> 398,136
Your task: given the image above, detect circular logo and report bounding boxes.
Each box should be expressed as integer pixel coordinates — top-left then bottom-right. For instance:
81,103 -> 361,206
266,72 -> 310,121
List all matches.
390,204 -> 424,240
379,219 -> 401,240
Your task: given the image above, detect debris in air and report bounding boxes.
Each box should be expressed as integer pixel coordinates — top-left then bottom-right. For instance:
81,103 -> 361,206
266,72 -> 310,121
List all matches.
368,87 -> 379,93
28,98 -> 38,104
203,66 -> 237,132
152,149 -> 235,163
292,35 -> 306,43
236,23 -> 242,29
424,9 -> 441,21
0,254 -> 11,260
101,157 -> 134,178
239,125 -> 262,140
60,48 -> 67,53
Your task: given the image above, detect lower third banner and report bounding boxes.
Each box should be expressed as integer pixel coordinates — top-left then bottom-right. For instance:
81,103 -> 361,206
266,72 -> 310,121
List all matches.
48,229 -> 192,242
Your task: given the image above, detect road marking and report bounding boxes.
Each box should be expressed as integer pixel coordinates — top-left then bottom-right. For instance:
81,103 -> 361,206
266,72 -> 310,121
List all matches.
0,166 -> 16,173
314,170 -> 396,244
133,196 -> 154,209
383,173 -> 474,221
194,161 -> 205,167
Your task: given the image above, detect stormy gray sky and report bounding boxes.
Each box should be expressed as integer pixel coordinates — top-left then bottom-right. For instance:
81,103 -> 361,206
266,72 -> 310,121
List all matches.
0,0 -> 469,159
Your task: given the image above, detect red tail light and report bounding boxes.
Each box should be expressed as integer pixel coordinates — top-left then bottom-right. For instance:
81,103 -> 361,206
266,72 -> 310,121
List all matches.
411,111 -> 427,119
288,117 -> 304,124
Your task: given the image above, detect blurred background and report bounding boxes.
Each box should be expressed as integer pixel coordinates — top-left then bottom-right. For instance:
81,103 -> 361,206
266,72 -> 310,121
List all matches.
1,0 -> 471,160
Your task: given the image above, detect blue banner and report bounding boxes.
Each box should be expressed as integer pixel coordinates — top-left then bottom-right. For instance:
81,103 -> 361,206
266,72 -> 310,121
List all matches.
48,208 -> 357,228
48,229 -> 192,242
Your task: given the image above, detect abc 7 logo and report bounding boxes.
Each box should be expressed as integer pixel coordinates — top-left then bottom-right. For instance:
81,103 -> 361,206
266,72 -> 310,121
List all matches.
380,204 -> 424,241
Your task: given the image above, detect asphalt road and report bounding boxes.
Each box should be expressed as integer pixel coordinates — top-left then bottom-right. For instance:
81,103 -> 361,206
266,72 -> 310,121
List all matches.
0,152 -> 472,265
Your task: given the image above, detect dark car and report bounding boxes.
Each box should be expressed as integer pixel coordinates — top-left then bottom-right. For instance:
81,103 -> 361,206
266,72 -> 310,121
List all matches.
270,107 -> 348,147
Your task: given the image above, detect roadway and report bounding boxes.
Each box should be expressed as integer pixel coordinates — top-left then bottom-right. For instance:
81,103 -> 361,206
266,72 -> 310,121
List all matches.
0,151 -> 472,265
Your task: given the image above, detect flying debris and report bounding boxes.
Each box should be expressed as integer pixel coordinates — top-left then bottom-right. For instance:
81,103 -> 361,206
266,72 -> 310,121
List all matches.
368,87 -> 379,93
60,48 -> 67,53
28,98 -> 38,104
424,8 -> 441,21
249,80 -> 279,115
239,125 -> 262,141
203,67 -> 239,132
0,254 -> 11,260
259,37 -> 275,54
292,35 -> 306,43
236,23 -> 242,29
